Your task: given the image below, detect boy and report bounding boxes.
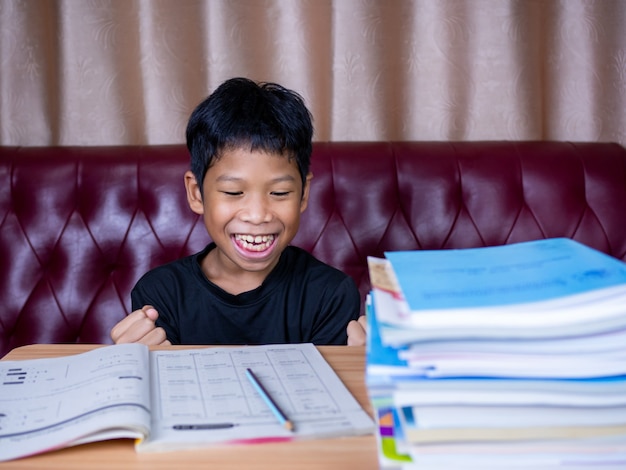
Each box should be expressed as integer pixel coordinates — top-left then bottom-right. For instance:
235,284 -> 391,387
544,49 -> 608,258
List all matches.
111,77 -> 367,346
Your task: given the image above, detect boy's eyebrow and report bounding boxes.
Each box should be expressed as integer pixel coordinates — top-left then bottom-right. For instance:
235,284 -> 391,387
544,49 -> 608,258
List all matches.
215,174 -> 297,183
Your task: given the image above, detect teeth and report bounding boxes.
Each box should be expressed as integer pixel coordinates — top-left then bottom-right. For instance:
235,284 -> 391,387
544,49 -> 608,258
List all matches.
235,234 -> 275,251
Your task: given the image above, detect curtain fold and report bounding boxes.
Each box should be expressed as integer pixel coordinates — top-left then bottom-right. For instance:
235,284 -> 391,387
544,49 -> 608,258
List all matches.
0,0 -> 624,147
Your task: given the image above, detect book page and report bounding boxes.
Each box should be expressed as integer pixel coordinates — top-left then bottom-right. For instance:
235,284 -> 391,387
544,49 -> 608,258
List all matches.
0,344 -> 151,462
139,343 -> 374,452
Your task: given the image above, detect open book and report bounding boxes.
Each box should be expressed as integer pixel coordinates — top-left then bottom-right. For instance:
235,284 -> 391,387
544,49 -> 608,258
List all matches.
0,343 -> 374,461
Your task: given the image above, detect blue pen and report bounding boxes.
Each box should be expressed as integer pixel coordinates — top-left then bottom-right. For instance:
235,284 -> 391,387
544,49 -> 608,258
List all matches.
245,368 -> 294,432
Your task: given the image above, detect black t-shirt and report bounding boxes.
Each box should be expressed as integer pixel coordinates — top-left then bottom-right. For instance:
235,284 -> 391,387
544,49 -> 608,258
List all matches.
131,244 -> 361,345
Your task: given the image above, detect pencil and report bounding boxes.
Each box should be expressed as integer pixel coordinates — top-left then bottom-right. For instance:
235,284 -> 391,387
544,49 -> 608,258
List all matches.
245,368 -> 294,432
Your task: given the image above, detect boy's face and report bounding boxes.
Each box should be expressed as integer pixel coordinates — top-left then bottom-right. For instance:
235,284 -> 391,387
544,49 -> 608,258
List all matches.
185,147 -> 311,280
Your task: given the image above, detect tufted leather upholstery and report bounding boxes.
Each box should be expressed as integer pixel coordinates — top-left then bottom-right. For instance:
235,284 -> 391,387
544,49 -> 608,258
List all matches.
1,141 -> 626,356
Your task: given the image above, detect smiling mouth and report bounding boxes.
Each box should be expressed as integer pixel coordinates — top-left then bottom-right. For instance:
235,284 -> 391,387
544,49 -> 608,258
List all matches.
234,234 -> 276,252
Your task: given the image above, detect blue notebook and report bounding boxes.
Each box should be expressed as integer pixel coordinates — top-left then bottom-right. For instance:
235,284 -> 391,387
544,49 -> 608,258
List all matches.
385,238 -> 626,311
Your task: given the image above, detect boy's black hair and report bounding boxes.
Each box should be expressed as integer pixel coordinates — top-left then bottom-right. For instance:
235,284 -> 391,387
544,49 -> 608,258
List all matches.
186,77 -> 313,192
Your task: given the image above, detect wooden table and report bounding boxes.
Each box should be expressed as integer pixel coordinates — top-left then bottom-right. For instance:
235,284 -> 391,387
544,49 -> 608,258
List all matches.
0,344 -> 378,470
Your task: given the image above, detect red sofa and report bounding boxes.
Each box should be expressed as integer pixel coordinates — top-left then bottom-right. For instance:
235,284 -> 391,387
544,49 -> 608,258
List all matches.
2,141 -> 626,356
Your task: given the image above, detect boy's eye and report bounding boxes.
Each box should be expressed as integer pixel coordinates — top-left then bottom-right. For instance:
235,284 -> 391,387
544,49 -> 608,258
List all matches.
222,191 -> 243,196
271,191 -> 291,197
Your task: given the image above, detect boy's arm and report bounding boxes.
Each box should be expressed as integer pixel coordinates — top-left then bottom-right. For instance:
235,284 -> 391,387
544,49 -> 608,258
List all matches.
346,315 -> 367,346
110,305 -> 171,345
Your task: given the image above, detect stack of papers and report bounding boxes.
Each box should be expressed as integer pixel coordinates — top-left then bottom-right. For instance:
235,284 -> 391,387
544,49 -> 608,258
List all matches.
365,238 -> 626,469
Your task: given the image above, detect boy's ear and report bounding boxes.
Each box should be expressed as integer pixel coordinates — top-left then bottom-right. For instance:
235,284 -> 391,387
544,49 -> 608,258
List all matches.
184,170 -> 204,215
300,172 -> 313,213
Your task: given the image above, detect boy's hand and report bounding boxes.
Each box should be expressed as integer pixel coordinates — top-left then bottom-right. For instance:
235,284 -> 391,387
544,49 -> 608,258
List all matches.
110,305 -> 171,346
346,315 -> 367,346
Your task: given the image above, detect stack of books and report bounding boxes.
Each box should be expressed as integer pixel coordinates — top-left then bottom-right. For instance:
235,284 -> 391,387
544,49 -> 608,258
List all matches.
365,238 -> 626,469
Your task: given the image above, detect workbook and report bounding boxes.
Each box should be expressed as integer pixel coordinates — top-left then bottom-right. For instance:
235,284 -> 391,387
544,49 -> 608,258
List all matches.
0,343 -> 374,461
373,238 -> 626,344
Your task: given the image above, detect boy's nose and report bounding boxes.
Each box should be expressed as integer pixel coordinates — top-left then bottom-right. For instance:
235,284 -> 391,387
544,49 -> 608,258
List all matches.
241,196 -> 272,224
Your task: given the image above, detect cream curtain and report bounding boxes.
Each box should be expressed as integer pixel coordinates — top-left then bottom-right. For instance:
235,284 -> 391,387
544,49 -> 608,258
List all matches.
1,0 -> 624,147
